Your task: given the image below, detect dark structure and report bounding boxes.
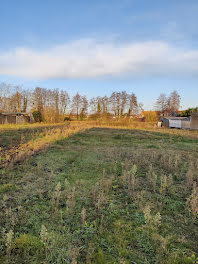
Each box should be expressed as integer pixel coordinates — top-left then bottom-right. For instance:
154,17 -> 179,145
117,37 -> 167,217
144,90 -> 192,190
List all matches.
190,113 -> 198,130
0,113 -> 34,124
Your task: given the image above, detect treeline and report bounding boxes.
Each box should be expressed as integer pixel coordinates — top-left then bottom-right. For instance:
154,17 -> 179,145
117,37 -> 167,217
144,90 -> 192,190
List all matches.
0,83 -> 143,122
181,107 -> 198,117
1,83 -> 194,123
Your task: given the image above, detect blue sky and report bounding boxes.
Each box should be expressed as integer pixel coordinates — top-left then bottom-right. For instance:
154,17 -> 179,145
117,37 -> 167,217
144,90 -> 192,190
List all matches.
0,0 -> 198,109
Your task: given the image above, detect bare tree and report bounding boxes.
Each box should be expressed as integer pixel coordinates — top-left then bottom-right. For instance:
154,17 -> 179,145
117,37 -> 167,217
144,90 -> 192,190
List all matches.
11,91 -> 22,112
71,93 -> 82,120
129,93 -> 138,116
22,90 -> 29,112
80,96 -> 88,119
155,93 -> 168,113
32,87 -> 45,113
167,91 -> 181,114
110,92 -> 122,117
120,91 -> 128,116
101,96 -> 109,114
60,90 -> 70,114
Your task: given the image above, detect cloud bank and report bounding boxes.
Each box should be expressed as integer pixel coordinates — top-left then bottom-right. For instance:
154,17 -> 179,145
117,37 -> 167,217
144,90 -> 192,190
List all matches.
0,39 -> 198,79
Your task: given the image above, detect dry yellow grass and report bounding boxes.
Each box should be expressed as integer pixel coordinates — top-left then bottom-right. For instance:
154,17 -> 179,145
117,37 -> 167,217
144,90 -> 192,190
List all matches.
1,120 -> 198,167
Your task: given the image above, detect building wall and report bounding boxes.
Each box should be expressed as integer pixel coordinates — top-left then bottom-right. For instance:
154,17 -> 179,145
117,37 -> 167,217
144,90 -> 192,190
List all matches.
5,115 -> 16,124
190,113 -> 198,130
181,120 -> 190,129
0,115 -> 5,124
169,120 -> 182,129
16,115 -> 28,124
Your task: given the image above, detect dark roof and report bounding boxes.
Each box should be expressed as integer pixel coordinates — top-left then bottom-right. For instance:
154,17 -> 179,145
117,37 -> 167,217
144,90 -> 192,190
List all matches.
161,116 -> 189,120
0,112 -> 29,116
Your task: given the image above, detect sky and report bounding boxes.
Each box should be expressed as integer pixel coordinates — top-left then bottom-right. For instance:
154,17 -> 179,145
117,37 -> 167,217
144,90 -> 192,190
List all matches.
0,0 -> 198,110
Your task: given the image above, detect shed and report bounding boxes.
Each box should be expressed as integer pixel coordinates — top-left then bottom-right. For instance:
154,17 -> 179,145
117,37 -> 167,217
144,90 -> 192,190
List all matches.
0,113 -> 33,124
190,113 -> 198,130
160,116 -> 190,129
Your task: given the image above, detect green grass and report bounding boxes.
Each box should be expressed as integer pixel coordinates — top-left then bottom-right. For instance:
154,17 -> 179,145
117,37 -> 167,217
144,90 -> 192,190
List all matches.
0,127 -> 198,263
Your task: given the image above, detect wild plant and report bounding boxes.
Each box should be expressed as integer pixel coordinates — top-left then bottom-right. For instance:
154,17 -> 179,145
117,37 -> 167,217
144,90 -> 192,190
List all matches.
120,170 -> 127,187
91,186 -> 97,206
174,154 -> 180,169
135,190 -> 146,210
52,182 -> 62,212
68,246 -> 79,264
143,205 -> 152,223
40,225 -> 49,256
6,229 -> 14,258
97,191 -> 104,210
67,187 -> 76,215
151,172 -> 157,193
63,178 -> 70,200
160,175 -> 167,194
81,207 -> 86,227
143,205 -> 161,229
124,158 -> 130,172
186,182 -> 198,218
147,164 -> 157,192
128,164 -> 137,196
97,190 -> 108,211
167,173 -> 173,192
86,242 -> 94,264
167,173 -> 173,189
102,174 -> 114,194
186,167 -> 194,189
147,164 -> 153,180
102,168 -> 106,179
99,214 -> 104,233
152,233 -> 171,251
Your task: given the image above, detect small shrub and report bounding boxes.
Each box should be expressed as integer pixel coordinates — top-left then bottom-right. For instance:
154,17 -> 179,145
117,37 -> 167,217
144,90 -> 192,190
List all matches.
0,184 -> 16,194
13,234 -> 43,255
32,111 -> 43,122
64,116 -> 71,121
6,229 -> 14,257
166,254 -> 198,264
94,249 -> 106,264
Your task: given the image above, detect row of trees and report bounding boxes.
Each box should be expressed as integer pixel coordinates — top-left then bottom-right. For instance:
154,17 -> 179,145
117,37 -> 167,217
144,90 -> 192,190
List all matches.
1,83 -> 189,122
0,83 -> 143,122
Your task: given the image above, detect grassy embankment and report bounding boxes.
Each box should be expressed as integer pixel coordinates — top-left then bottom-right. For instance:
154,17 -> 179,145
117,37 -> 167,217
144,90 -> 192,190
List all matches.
0,122 -> 198,263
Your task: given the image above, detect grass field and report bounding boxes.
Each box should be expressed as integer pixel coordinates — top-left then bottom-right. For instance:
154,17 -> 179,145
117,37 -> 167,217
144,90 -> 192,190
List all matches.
0,124 -> 198,263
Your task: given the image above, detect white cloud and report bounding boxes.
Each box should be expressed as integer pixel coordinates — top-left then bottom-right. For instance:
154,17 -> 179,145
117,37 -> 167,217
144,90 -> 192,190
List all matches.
0,39 -> 198,79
